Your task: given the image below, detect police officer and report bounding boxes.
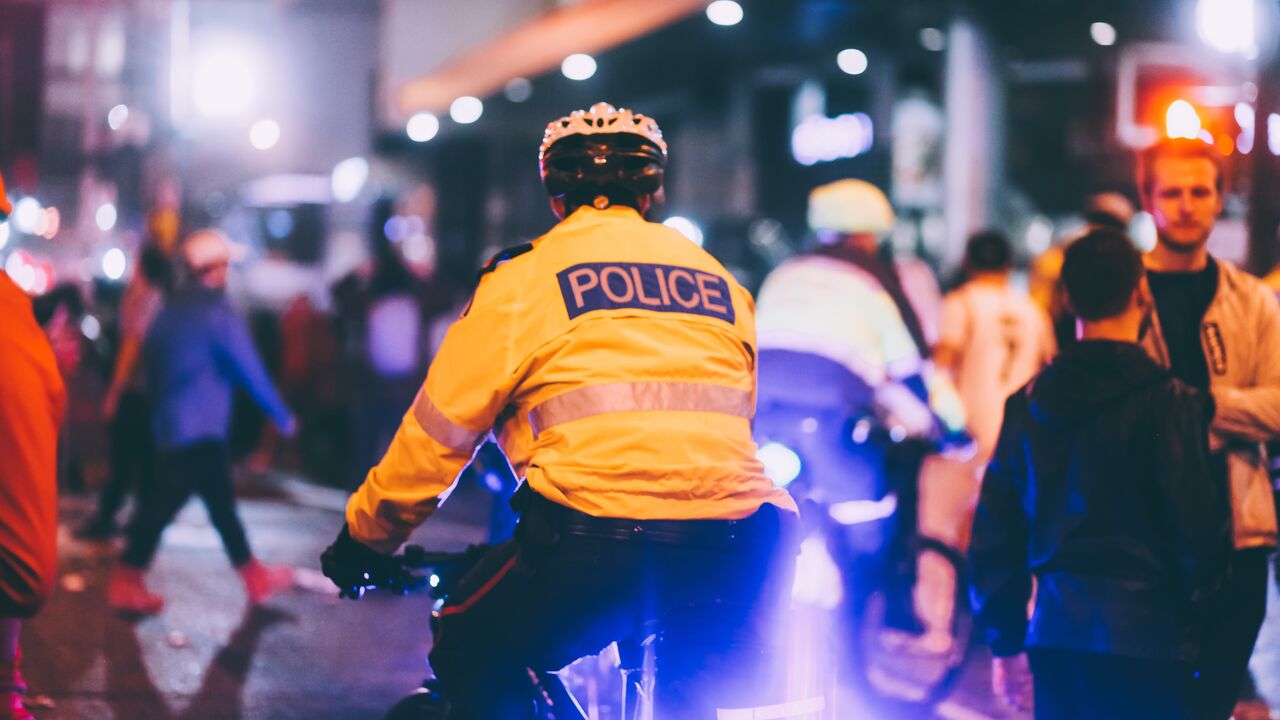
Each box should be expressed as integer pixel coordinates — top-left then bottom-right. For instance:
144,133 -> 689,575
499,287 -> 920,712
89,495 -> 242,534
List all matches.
321,102 -> 798,719
754,179 -> 965,633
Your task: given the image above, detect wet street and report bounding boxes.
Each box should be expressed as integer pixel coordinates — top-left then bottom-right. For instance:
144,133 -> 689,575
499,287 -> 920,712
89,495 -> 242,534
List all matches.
18,473 -> 1235,720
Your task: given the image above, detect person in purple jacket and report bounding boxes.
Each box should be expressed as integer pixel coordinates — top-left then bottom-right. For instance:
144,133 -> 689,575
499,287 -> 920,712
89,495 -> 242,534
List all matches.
107,229 -> 297,615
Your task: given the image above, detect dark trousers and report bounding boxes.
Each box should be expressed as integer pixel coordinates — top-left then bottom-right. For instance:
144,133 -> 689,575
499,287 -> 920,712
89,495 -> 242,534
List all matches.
1029,648 -> 1194,720
92,390 -> 155,526
120,440 -> 253,569
1194,547 -> 1270,720
428,495 -> 797,720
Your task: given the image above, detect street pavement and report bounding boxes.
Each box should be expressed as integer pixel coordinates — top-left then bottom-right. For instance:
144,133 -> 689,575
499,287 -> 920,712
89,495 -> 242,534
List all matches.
26,473 -> 1253,719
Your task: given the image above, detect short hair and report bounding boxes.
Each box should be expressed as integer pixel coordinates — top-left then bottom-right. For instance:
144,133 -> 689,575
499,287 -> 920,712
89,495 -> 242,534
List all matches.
964,229 -> 1013,272
1136,138 -> 1226,202
1062,228 -> 1144,321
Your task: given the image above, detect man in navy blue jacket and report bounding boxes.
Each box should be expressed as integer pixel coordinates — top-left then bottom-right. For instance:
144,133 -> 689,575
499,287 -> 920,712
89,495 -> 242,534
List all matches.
969,229 -> 1231,719
108,229 -> 297,615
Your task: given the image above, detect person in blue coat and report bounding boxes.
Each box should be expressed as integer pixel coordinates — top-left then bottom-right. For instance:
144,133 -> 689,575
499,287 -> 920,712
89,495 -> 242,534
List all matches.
107,229 -> 297,615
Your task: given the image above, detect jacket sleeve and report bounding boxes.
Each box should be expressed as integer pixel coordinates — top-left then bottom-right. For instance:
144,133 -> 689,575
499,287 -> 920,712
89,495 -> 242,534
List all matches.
968,394 -> 1032,657
213,309 -> 293,430
346,270 -> 522,553
1154,383 -> 1231,606
1210,288 -> 1280,443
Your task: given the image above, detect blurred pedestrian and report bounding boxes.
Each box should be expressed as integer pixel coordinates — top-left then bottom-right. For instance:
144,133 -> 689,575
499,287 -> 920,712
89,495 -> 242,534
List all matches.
77,244 -> 171,540
0,171 -> 65,720
970,229 -> 1230,720
106,229 -> 296,615
917,230 -> 1054,647
353,234 -> 430,481
1136,138 -> 1280,720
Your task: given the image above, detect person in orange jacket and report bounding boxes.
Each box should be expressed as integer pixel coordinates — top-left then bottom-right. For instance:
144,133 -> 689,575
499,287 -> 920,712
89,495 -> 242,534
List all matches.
0,170 -> 66,720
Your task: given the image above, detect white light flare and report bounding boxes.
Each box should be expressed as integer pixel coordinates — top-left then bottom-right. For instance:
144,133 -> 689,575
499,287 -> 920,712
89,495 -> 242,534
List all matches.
102,247 -> 127,280
706,0 -> 744,27
450,96 -> 483,124
663,216 -> 705,247
561,54 -> 597,81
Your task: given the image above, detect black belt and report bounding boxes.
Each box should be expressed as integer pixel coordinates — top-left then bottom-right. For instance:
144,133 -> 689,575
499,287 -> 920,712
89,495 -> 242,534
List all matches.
515,486 -> 784,548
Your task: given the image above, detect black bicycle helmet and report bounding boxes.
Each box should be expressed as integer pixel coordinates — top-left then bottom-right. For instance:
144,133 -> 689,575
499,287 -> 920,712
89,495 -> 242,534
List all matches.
539,103 -> 667,210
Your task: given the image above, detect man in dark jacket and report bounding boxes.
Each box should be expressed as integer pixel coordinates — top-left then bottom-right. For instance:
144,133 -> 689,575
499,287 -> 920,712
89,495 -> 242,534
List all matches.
969,228 -> 1231,720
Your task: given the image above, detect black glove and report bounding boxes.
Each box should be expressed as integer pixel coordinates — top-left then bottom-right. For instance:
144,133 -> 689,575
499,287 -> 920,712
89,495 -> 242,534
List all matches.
320,524 -> 420,599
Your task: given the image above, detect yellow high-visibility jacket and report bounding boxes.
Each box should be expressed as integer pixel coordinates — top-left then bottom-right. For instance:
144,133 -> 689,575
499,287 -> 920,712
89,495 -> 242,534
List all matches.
347,206 -> 796,552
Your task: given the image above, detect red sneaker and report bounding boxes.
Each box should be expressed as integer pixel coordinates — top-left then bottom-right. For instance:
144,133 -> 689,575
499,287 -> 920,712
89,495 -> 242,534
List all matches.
238,560 -> 294,605
4,692 -> 34,720
106,566 -> 164,616
0,655 -> 32,720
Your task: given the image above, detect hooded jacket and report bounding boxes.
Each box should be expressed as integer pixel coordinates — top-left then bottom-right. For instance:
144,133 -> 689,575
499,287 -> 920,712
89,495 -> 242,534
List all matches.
969,340 -> 1230,661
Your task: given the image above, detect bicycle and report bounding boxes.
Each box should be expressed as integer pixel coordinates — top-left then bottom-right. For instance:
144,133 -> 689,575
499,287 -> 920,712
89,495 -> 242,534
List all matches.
755,405 -> 974,715
378,544 -> 660,720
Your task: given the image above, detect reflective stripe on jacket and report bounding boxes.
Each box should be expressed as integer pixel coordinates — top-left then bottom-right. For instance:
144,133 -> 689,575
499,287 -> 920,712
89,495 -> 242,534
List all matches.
1140,257 -> 1280,550
347,206 -> 796,552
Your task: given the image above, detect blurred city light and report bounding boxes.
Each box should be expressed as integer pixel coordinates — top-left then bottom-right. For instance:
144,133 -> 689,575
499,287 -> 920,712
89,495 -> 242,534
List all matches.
249,119 -> 281,150
561,54 -> 597,81
836,48 -> 868,75
95,203 -> 118,232
1236,102 -> 1256,153
107,104 -> 130,131
331,157 -> 369,203
705,0 -> 744,27
0,222 -> 8,250
1165,99 -> 1202,139
450,96 -> 483,124
266,209 -> 294,239
102,247 -> 127,280
757,442 -> 801,487
384,215 -> 409,243
504,77 -> 533,103
663,216 -> 705,246
1131,212 -> 1158,252
12,198 -> 41,234
192,38 -> 257,118
402,233 -> 435,265
1025,215 -> 1054,255
1196,0 -> 1256,56
1090,22 -> 1117,46
791,112 -> 874,166
1270,114 -> 1280,155
33,208 -> 60,240
5,249 -> 48,295
80,315 -> 101,341
406,112 -> 440,142
920,27 -> 947,52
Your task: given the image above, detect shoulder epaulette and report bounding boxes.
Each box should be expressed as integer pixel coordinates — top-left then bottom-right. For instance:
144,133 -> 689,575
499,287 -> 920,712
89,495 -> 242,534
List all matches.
476,242 -> 535,281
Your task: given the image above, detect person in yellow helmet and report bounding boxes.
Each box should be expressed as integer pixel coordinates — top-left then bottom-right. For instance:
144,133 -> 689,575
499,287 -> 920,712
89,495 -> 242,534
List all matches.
753,178 -> 969,635
321,103 -> 798,719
